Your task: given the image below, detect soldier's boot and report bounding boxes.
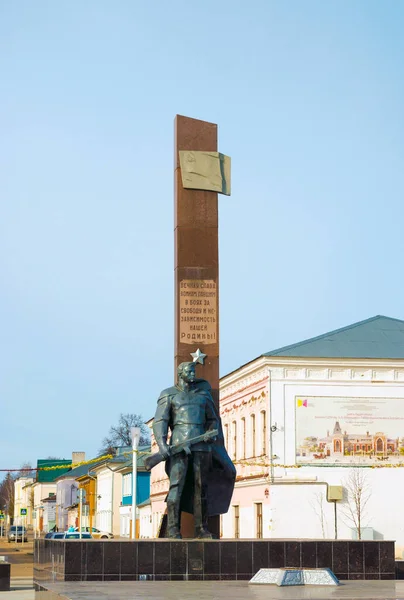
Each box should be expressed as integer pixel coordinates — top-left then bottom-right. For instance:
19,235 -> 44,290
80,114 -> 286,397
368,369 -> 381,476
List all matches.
167,501 -> 182,539
195,496 -> 213,539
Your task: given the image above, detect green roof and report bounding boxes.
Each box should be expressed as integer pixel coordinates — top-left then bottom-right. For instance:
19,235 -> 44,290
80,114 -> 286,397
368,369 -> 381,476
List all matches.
36,459 -> 72,483
114,445 -> 151,472
263,315 -> 404,359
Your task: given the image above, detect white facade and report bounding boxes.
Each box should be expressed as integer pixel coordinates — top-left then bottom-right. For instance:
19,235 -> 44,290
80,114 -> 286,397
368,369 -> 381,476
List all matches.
119,505 -> 131,538
220,356 -> 404,558
32,483 -> 56,533
94,466 -> 122,536
119,472 -> 132,538
56,478 -> 79,532
119,504 -> 152,538
139,502 -> 152,538
42,500 -> 56,532
67,507 -> 78,529
14,477 -> 34,526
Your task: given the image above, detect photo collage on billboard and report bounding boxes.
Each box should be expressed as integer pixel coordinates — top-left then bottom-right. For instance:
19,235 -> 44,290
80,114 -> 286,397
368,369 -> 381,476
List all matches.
295,396 -> 404,465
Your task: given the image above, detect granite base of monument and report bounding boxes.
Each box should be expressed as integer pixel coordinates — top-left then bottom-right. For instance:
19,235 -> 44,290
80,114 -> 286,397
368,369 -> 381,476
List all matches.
34,539 -> 396,584
250,567 -> 339,586
0,562 -> 11,591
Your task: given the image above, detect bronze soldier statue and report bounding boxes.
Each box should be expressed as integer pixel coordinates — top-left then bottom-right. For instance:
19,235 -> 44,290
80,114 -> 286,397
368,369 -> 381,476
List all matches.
149,361 -> 236,539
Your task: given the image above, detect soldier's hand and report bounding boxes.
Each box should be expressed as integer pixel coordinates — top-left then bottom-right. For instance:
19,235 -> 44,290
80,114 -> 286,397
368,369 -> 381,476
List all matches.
203,432 -> 216,443
160,445 -> 170,459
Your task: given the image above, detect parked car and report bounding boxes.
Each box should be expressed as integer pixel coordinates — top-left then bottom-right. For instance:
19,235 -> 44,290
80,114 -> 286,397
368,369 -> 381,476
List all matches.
64,532 -> 92,540
74,527 -> 113,539
48,532 -> 66,540
8,526 -> 28,543
47,532 -> 92,540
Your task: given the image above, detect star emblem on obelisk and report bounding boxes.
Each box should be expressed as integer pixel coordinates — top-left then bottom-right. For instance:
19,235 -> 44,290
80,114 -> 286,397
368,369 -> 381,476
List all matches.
191,348 -> 207,364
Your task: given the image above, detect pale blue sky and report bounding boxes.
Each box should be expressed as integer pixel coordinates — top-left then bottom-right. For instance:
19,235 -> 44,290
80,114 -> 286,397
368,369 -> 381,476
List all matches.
1,1 -> 404,470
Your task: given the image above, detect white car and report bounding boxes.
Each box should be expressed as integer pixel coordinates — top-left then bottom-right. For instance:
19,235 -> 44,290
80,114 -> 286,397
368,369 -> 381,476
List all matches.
75,527 -> 113,539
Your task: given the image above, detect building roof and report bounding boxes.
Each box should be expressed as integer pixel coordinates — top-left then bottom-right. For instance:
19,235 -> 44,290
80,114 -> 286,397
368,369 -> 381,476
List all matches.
114,446 -> 151,473
42,494 -> 56,503
263,316 -> 404,360
89,447 -> 134,474
36,459 -> 72,483
55,456 -> 108,482
55,463 -> 93,481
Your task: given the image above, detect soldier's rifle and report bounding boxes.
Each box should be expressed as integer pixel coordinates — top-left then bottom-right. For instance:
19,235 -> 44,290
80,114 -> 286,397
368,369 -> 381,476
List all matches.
144,429 -> 218,471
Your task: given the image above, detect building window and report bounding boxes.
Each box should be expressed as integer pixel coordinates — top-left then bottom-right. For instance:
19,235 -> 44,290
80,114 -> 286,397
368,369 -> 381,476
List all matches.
233,505 -> 240,539
255,503 -> 263,539
224,424 -> 229,450
251,414 -> 256,457
241,417 -> 246,459
261,410 -> 267,455
123,473 -> 132,497
232,421 -> 237,460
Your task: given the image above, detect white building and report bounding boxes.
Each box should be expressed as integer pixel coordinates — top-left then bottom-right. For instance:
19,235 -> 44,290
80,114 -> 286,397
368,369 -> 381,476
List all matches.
91,450 -> 129,537
219,315 -> 404,558
54,459 -> 88,532
32,455 -> 78,533
138,499 -> 152,538
14,477 -> 34,527
33,483 -> 57,533
55,478 -> 79,532
119,470 -> 132,538
115,450 -> 151,539
42,494 -> 57,532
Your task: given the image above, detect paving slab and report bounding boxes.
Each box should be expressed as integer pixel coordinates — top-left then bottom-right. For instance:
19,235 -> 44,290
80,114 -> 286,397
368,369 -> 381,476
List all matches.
35,580 -> 404,600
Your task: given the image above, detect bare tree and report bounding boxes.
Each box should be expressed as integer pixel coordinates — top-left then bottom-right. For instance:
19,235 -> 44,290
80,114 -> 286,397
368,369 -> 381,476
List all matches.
16,462 -> 35,479
0,473 -> 15,519
29,487 -> 35,510
312,491 -> 327,538
99,413 -> 150,454
342,468 -> 371,539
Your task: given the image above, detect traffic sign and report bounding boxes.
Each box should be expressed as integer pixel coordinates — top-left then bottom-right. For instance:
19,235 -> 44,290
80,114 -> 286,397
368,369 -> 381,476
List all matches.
20,508 -> 27,516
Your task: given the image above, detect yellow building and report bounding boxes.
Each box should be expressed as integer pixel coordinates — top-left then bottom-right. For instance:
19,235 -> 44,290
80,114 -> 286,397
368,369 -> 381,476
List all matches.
76,473 -> 97,531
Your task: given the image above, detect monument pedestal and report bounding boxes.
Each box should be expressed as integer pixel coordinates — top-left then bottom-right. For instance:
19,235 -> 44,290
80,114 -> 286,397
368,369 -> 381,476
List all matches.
0,562 -> 10,592
34,538 -> 396,584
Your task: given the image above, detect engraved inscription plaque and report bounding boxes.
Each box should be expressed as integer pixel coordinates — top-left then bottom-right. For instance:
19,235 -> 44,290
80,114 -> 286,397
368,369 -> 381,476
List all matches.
179,279 -> 217,345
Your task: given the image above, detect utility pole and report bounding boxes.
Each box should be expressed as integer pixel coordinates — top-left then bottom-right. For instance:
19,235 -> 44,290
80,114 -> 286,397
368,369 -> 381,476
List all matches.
131,427 -> 141,539
79,489 -> 84,539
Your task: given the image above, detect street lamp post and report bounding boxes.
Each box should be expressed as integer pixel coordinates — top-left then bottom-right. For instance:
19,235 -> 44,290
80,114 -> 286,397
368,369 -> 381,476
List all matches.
131,427 -> 141,540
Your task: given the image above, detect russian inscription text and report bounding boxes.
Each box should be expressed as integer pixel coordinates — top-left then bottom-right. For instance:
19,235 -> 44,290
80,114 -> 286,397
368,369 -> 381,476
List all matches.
179,279 -> 217,344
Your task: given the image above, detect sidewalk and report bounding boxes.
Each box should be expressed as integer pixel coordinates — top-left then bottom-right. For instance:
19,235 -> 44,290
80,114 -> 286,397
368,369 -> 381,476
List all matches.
30,580 -> 404,600
7,577 -> 34,599
0,537 -> 34,596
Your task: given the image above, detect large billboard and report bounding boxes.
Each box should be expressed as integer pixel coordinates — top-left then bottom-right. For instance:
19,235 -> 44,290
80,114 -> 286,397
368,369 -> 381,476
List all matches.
295,396 -> 404,465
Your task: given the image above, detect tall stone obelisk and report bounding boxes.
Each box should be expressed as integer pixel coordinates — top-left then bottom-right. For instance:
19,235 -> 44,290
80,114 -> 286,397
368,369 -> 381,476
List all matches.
174,115 -> 220,403
174,115 -> 230,537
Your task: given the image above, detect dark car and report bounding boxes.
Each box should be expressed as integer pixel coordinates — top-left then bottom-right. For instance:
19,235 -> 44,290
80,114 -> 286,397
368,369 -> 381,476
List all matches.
8,526 -> 28,543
